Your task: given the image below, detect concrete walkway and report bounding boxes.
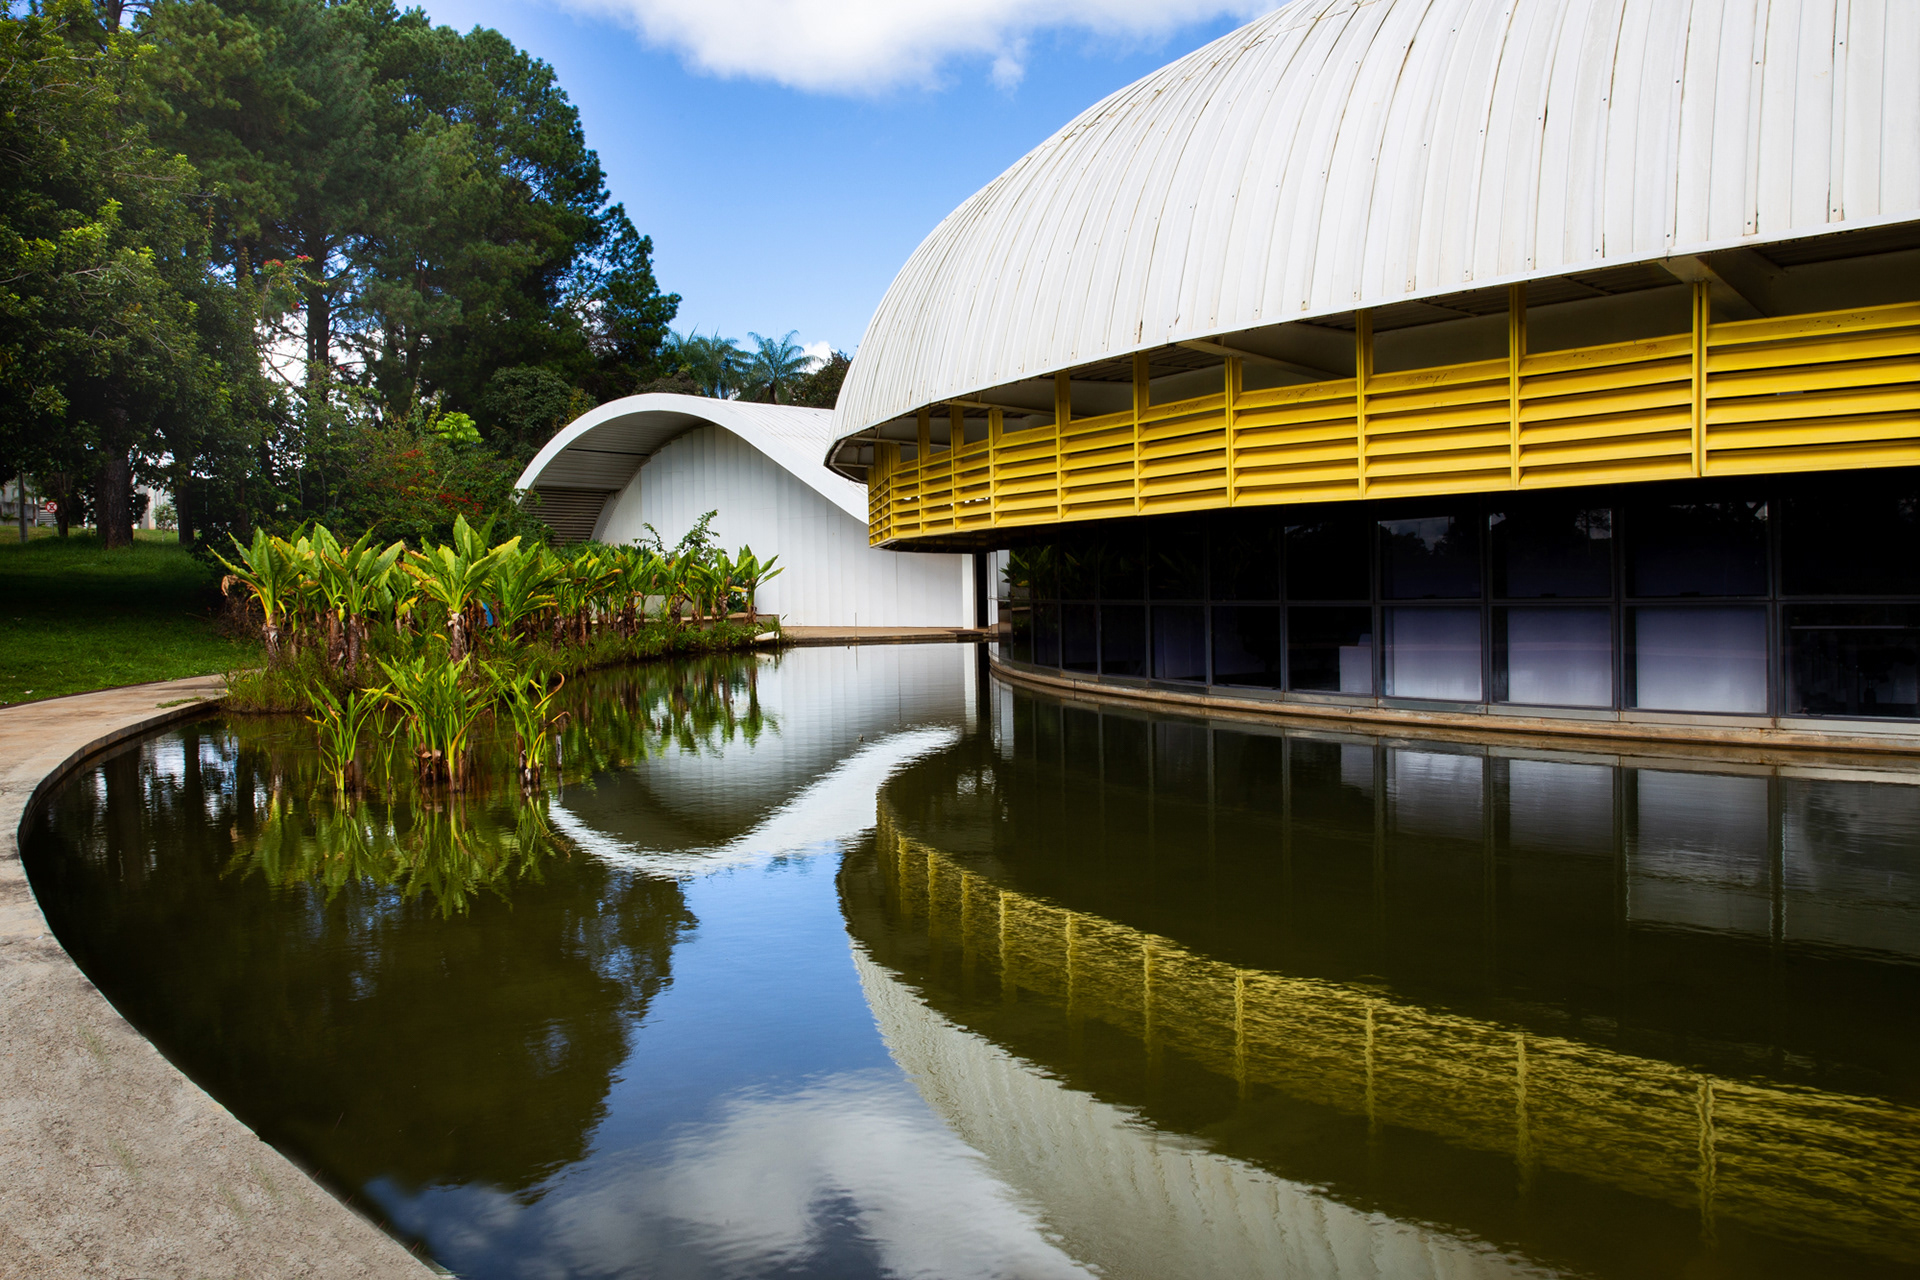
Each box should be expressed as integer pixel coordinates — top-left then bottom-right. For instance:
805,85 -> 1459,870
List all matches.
779,625 -> 991,646
0,677 -> 435,1279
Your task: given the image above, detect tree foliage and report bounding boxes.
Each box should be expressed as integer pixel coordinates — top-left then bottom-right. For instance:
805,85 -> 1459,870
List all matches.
2,0 -> 682,550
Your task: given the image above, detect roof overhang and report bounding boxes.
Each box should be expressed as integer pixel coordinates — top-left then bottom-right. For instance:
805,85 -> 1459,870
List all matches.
517,393 -> 868,525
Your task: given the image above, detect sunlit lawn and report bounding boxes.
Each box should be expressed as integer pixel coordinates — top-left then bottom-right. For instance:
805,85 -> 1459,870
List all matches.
0,530 -> 259,705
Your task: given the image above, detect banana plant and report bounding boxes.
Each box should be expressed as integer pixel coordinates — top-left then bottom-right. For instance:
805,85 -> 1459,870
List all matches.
730,545 -> 783,625
214,528 -> 303,665
312,526 -> 406,674
402,515 -> 520,661
490,543 -> 561,641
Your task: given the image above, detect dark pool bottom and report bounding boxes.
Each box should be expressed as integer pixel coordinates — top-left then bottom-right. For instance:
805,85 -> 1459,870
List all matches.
21,648 -> 1920,1279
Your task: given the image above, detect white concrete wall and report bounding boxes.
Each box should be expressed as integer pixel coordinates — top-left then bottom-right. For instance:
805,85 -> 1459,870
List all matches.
596,422 -> 971,628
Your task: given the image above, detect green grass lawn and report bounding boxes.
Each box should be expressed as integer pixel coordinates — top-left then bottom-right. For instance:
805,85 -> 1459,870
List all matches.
0,531 -> 260,705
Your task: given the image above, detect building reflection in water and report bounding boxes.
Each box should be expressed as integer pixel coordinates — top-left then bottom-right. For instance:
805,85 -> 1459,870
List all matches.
844,682 -> 1920,1279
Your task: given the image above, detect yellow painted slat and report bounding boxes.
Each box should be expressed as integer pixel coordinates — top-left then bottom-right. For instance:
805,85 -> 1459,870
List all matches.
1366,382 -> 1508,416
1365,401 -> 1514,434
1234,380 -> 1358,411
1364,424 -> 1514,457
1708,356 -> 1920,396
1520,334 -> 1692,376
1363,447 -> 1512,478
1705,440 -> 1920,474
1520,432 -> 1694,468
1706,329 -> 1920,374
1141,392 -> 1228,422
1707,385 -> 1920,424
1521,358 -> 1691,399
1233,419 -> 1361,448
1706,414 -> 1920,450
1365,357 -> 1507,393
1518,457 -> 1698,487
1519,407 -> 1694,444
1709,303 -> 1920,347
1519,383 -> 1694,423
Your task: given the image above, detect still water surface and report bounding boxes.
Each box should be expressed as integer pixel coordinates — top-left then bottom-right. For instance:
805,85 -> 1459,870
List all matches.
22,646 -> 1920,1279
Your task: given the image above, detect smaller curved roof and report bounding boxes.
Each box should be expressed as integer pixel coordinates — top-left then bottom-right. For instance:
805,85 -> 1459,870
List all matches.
515,394 -> 865,523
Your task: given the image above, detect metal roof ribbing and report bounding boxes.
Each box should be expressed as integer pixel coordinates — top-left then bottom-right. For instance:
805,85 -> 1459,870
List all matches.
833,0 -> 1920,446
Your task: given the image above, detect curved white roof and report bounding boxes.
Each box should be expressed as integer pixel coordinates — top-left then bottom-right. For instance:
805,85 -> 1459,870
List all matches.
836,0 -> 1920,439
516,394 -> 865,522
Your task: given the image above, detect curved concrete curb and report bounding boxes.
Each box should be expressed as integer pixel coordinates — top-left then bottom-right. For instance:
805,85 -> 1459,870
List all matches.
0,677 -> 438,1280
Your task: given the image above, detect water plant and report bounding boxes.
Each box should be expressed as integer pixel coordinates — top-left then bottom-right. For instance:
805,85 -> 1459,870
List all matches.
379,642 -> 491,788
487,659 -> 567,789
305,680 -> 387,793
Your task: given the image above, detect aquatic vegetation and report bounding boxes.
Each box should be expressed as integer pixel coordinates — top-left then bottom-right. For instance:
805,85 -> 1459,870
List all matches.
379,643 -> 492,788
305,681 -> 386,794
488,660 -> 568,789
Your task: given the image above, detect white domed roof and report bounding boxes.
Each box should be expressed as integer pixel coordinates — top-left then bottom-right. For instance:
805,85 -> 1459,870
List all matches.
835,0 -> 1920,440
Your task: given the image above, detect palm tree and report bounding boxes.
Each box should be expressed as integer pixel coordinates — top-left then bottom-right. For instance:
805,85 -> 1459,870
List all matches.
744,330 -> 814,404
663,329 -> 747,399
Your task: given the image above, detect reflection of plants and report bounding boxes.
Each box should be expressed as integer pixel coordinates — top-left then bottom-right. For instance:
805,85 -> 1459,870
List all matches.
379,642 -> 490,788
232,789 -> 560,919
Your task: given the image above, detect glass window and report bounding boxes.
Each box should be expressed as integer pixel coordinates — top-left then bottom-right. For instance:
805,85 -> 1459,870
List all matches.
1212,605 -> 1282,688
1062,603 -> 1099,672
1032,602 -> 1061,668
1211,514 -> 1282,600
1384,607 -> 1484,701
1149,525 -> 1207,600
1286,516 -> 1370,600
1786,604 -> 1920,719
1627,499 -> 1768,597
1151,606 -> 1207,682
1006,544 -> 1059,602
1059,536 -> 1099,600
1630,606 -> 1767,713
1288,607 -> 1373,694
1380,514 -> 1480,599
1100,604 -> 1147,677
1490,504 -> 1613,598
1496,607 -> 1613,707
1098,530 -> 1146,600
1004,606 -> 1033,664
1782,487 -> 1920,596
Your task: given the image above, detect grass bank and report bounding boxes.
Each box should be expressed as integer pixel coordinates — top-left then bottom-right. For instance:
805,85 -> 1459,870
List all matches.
0,532 -> 261,705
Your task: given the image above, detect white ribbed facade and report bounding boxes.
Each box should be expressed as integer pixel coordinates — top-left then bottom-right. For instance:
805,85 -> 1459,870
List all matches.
514,394 -> 972,628
834,0 -> 1920,441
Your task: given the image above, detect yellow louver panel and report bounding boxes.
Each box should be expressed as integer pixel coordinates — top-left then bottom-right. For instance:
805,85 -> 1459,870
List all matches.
868,292 -> 1920,546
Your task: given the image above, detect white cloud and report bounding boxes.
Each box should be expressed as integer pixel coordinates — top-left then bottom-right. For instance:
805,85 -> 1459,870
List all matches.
799,339 -> 834,369
557,0 -> 1273,94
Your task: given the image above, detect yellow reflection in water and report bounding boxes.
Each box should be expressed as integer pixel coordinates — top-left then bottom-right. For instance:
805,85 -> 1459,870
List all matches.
876,802 -> 1920,1266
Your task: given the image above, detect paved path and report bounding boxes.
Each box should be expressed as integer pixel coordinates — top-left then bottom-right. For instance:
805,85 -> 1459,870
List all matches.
779,625 -> 991,646
0,677 -> 435,1279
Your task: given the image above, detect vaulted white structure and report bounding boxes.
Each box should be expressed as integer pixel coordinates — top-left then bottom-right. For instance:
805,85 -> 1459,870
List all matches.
834,0 -> 1920,441
515,395 -> 971,627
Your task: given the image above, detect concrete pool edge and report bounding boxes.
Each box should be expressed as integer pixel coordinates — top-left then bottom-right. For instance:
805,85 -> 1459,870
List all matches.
990,656 -> 1920,765
0,677 -> 438,1280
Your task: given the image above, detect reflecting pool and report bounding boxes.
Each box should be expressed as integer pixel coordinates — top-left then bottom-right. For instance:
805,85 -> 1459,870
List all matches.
22,646 -> 1920,1278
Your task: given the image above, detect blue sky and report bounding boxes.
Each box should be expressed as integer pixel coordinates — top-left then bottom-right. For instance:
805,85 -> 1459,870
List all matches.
414,1 -> 1266,359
